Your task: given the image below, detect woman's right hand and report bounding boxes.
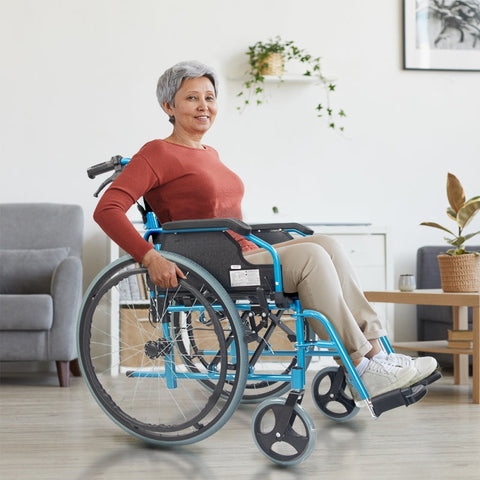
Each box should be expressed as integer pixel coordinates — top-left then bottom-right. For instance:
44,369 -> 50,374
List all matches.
141,249 -> 185,288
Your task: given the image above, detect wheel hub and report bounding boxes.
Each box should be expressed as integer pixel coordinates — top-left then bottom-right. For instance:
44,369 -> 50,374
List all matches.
144,338 -> 172,359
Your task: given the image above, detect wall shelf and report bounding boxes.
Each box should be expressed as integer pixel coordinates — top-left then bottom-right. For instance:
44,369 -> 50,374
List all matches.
263,74 -> 321,83
231,73 -> 336,84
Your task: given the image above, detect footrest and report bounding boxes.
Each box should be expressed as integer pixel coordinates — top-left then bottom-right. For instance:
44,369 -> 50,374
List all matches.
371,384 -> 427,417
411,369 -> 442,388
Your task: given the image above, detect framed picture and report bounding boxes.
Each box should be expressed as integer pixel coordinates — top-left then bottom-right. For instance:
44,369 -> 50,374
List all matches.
403,0 -> 480,71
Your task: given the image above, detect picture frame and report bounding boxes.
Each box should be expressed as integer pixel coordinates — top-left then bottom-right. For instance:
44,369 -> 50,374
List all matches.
403,0 -> 480,71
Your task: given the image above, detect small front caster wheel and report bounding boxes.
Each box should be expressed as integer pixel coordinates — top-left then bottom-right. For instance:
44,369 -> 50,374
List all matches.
251,398 -> 316,466
311,366 -> 359,422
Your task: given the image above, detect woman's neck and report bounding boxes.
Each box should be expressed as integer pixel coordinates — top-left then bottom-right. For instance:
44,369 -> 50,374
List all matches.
163,132 -> 205,150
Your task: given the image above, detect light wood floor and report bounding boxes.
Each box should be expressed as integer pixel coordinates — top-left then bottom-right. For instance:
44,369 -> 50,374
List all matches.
1,370 -> 480,480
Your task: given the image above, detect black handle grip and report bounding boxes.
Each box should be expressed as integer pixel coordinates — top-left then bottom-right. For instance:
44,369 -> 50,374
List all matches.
87,162 -> 114,179
87,155 -> 124,179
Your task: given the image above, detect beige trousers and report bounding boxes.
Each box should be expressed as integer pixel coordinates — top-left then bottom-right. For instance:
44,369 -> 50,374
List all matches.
244,234 -> 387,361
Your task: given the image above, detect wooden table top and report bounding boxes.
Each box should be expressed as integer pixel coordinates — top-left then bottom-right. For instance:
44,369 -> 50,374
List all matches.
364,289 -> 480,307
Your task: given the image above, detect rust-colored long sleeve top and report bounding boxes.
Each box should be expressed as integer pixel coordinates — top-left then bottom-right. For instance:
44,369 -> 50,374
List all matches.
94,139 -> 256,262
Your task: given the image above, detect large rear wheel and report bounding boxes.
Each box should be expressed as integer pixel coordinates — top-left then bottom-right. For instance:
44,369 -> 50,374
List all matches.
77,253 -> 248,445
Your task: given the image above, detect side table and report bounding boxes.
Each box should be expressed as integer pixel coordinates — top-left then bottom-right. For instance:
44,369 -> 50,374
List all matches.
364,289 -> 480,404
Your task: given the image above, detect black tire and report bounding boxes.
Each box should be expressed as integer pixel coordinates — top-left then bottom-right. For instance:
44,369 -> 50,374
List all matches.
77,253 -> 248,445
311,366 -> 359,422
252,398 -> 316,466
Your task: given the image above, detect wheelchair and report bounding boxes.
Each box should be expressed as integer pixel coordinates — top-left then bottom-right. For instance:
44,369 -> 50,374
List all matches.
78,156 -> 441,466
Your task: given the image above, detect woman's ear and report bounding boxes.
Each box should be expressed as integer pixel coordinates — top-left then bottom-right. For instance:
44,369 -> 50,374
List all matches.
162,101 -> 174,115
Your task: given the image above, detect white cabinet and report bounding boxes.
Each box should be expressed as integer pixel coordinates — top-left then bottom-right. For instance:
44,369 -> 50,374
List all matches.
307,224 -> 394,334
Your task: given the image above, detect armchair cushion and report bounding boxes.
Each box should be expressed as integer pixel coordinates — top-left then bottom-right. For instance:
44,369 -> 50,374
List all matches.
0,247 -> 69,294
0,295 -> 53,330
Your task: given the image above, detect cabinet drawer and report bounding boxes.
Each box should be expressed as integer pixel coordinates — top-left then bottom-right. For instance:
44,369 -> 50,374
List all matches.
327,234 -> 385,267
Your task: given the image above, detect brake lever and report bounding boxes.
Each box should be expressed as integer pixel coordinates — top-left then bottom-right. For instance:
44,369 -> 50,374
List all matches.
92,164 -> 124,197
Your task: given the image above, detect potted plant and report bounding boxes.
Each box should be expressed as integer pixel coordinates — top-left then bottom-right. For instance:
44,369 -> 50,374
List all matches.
236,36 -> 346,131
421,172 -> 480,292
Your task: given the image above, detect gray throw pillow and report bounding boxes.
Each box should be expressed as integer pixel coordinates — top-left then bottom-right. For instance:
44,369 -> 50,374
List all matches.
0,247 -> 70,294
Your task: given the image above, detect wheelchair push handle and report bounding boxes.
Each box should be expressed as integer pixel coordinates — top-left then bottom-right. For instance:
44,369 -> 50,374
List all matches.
87,155 -> 131,197
87,155 -> 130,179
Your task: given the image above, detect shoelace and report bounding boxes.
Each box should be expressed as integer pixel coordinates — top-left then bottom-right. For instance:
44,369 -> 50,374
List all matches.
367,358 -> 402,375
386,353 -> 413,368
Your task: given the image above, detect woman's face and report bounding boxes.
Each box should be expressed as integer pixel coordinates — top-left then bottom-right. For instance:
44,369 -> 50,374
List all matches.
164,76 -> 218,137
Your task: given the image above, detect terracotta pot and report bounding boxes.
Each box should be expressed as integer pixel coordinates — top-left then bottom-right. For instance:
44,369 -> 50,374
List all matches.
437,253 -> 480,292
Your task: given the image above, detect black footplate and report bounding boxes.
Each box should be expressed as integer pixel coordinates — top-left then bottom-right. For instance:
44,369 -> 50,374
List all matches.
411,369 -> 442,388
371,384 -> 428,417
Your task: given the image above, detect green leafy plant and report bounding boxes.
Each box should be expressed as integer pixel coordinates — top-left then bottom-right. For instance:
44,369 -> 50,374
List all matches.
421,172 -> 480,255
236,36 -> 346,131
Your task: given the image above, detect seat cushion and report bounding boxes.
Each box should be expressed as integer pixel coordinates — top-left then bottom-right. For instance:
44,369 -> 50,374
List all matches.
0,247 -> 69,294
0,294 -> 53,330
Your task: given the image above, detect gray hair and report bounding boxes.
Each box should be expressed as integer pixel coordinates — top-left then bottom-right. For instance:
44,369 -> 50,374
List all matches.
156,61 -> 219,124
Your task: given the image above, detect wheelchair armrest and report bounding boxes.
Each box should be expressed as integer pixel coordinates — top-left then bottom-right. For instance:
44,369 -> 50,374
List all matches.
250,222 -> 314,236
161,218 -> 252,236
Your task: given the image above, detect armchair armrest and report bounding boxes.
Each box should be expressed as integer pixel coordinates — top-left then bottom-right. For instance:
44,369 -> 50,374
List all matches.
49,256 -> 83,360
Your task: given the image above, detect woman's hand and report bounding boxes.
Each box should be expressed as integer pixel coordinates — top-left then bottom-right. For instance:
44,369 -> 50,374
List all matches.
141,249 -> 185,288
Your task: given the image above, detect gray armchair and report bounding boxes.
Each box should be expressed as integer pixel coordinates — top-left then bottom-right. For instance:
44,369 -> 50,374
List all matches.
0,203 -> 84,386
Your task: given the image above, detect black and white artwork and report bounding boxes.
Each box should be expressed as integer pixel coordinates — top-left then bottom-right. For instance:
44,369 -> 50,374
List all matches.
404,0 -> 480,70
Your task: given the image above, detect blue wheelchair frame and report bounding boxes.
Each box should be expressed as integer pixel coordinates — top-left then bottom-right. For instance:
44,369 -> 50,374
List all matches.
139,208 -> 396,412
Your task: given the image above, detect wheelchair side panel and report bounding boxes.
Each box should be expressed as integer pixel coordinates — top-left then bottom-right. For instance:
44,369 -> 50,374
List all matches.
153,231 -> 277,296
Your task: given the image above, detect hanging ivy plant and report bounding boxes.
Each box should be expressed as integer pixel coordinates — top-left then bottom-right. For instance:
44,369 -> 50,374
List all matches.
236,36 -> 346,131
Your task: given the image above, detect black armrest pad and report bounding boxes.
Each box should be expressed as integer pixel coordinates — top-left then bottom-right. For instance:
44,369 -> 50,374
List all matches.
250,222 -> 314,235
161,218 -> 252,236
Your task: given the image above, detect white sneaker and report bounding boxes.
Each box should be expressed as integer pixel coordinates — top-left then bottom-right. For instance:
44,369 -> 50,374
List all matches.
353,358 -> 417,400
384,353 -> 438,385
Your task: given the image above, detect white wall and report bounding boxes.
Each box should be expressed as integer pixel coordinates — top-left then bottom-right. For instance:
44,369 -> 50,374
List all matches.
1,0 -> 479,341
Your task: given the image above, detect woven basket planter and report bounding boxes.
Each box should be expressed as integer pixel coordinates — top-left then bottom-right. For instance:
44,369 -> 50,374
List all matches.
259,53 -> 284,76
437,253 -> 480,292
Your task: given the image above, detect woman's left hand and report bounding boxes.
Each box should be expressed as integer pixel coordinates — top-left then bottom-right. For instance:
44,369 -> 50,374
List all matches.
141,249 -> 186,288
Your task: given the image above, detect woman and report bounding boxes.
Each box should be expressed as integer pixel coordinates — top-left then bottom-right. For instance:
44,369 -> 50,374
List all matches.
94,60 -> 437,400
